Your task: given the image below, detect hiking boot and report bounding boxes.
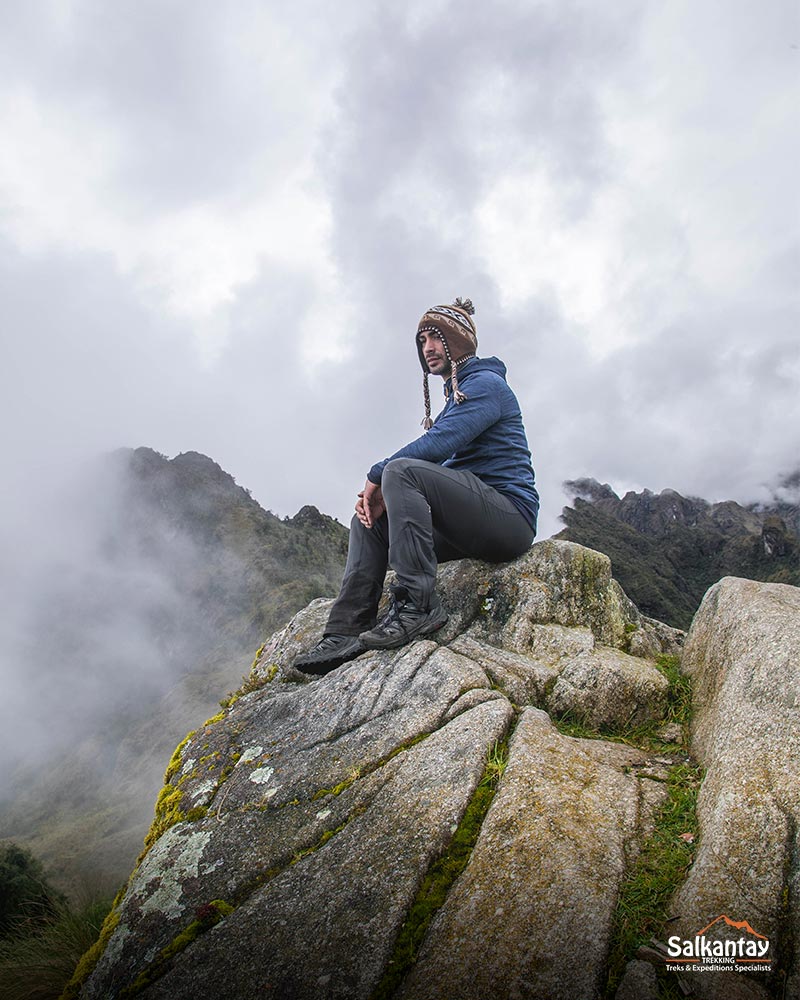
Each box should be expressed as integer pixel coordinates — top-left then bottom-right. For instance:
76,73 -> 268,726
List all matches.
359,592 -> 448,650
293,634 -> 366,675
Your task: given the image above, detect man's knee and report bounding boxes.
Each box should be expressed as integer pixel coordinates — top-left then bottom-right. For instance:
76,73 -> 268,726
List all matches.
383,457 -> 436,488
350,511 -> 385,534
348,512 -> 375,546
383,457 -> 413,479
348,511 -> 389,550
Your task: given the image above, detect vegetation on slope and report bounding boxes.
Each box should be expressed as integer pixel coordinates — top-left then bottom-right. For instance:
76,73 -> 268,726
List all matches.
0,449 -> 349,892
558,478 -> 799,629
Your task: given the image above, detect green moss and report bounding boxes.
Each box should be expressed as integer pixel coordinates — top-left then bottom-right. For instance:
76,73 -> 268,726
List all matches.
58,907 -> 120,1000
138,727 -> 211,858
163,730 -> 196,784
603,761 -> 703,998
142,785 -> 186,853
312,732 -> 429,801
184,806 -> 209,823
202,710 -> 226,727
290,821 -> 349,865
117,900 -> 234,998
370,738 -> 510,1000
313,775 -> 359,800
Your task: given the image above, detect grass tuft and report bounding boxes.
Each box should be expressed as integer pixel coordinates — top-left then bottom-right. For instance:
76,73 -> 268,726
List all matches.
0,894 -> 114,1000
551,652 -> 701,997
604,761 -> 702,998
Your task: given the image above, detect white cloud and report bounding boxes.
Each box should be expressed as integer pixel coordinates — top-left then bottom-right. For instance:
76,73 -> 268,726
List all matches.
0,0 -> 796,526
0,1 -> 357,365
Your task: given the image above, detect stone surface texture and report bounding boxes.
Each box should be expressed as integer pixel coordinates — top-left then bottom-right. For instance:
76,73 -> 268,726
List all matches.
669,576 -> 800,1000
614,959 -> 659,1000
78,541 -> 688,1000
396,709 -> 669,1000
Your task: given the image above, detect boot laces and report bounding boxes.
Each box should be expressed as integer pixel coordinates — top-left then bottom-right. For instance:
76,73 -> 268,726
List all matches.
379,596 -> 410,634
317,634 -> 347,650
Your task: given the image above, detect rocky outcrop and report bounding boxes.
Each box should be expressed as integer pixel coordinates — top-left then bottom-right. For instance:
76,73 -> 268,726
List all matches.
71,540 -> 687,1000
667,577 -> 800,1000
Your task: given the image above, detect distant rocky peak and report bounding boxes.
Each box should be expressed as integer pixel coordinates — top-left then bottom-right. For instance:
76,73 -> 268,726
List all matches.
620,489 -> 711,534
563,478 -> 619,504
171,450 -> 233,479
558,474 -> 799,629
291,504 -> 334,527
129,447 -> 238,488
564,482 -> 711,536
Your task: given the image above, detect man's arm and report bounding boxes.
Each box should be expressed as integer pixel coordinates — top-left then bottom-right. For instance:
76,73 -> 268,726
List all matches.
366,371 -> 503,486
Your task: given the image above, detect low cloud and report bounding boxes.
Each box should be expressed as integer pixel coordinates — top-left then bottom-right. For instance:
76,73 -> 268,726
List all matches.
0,0 -> 796,772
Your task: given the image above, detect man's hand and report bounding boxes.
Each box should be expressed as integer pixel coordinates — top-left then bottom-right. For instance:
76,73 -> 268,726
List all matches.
356,480 -> 385,528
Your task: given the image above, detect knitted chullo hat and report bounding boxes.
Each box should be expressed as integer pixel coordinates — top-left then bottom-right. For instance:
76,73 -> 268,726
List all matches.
417,297 -> 477,429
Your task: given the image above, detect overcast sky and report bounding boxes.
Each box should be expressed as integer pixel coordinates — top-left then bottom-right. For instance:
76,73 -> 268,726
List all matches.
1,0 -> 797,542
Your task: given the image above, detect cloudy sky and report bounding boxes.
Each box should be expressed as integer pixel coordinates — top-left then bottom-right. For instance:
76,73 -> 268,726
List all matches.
1,0 -> 797,543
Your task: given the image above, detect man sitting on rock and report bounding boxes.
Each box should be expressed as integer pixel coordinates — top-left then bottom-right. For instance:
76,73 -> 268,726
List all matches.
295,297 -> 539,675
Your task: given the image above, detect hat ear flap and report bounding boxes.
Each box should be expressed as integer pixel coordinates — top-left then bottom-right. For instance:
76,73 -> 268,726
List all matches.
416,332 -> 428,372
438,335 -> 468,404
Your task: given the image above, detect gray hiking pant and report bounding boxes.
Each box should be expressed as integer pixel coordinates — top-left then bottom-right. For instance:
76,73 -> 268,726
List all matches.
325,458 -> 536,636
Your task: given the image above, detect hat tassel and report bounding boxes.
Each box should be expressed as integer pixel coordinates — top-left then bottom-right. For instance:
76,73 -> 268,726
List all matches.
421,373 -> 433,430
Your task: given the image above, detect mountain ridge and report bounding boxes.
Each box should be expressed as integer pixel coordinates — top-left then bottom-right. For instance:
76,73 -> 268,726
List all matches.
557,475 -> 799,629
0,447 -> 349,892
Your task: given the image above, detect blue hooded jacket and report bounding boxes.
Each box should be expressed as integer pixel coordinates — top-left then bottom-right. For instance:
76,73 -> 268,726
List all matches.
367,356 -> 539,530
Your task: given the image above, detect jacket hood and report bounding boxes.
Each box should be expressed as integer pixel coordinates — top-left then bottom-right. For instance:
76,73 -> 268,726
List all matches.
447,355 -> 507,389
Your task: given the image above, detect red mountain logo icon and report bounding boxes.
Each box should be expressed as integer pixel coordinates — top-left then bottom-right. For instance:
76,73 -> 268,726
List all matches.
667,914 -> 771,965
696,915 -> 768,940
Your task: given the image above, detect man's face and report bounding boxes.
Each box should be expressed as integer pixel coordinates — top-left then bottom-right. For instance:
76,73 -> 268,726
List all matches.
418,330 -> 451,377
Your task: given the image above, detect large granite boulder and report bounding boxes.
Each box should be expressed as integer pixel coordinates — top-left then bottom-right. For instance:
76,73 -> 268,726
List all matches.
68,541 -> 685,1000
262,540 -> 681,731
668,577 -> 800,1000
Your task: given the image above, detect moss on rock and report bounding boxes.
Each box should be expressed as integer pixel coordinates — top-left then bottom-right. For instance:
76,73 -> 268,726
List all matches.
117,899 -> 234,998
370,737 -> 511,1000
